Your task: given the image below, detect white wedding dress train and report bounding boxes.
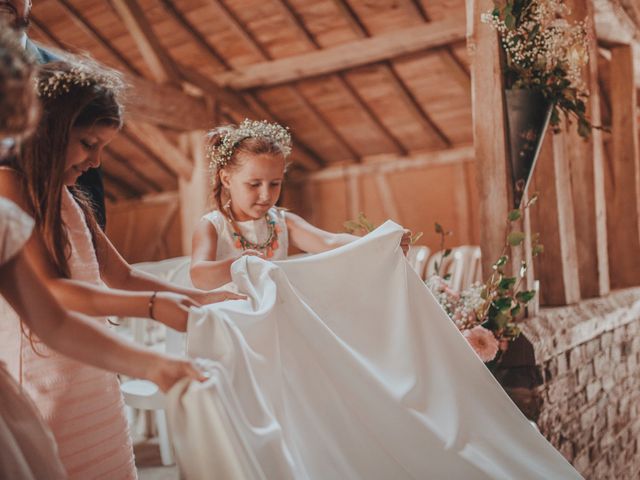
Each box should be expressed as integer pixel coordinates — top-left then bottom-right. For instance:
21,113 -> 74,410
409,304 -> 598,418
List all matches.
167,221 -> 582,480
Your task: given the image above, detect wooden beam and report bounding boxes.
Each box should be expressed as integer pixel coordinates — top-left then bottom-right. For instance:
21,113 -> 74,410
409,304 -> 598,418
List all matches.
374,174 -> 401,222
530,132 -> 581,306
30,15 -> 212,131
566,0 -> 610,298
178,132 -> 211,255
159,0 -> 229,69
607,45 -> 640,288
104,146 -> 163,192
55,0 -> 141,75
213,16 -> 466,89
125,122 -> 193,180
270,0 -> 407,157
306,145 -> 474,181
466,0 -> 511,279
123,74 -> 211,131
333,0 -> 450,149
110,0 -> 181,84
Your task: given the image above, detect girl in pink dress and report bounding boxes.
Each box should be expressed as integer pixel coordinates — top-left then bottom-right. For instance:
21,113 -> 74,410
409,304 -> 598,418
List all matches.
0,29 -> 218,478
0,60 -> 242,479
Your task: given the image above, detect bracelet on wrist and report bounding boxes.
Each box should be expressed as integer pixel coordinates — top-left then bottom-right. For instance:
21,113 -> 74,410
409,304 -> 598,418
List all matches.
148,291 -> 158,320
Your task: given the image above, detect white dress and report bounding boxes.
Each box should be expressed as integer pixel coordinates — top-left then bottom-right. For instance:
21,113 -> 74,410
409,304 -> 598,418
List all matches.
202,208 -> 289,261
0,197 -> 67,480
167,221 -> 583,480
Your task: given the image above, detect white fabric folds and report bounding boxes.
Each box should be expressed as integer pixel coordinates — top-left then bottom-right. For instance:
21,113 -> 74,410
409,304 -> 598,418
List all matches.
167,221 -> 582,480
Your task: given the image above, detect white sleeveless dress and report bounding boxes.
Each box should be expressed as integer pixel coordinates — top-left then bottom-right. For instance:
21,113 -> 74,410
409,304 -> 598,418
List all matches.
0,197 -> 67,479
202,208 -> 289,261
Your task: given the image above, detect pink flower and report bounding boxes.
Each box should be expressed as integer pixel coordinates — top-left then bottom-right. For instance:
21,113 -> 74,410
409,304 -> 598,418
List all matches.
463,326 -> 499,362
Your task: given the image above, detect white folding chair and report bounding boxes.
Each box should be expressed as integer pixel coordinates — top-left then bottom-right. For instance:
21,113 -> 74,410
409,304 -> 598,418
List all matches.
407,245 -> 430,280
119,256 -> 190,466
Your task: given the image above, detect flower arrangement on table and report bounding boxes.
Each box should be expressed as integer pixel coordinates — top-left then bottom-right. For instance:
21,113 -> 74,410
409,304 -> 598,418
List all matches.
426,195 -> 543,363
482,0 -> 594,137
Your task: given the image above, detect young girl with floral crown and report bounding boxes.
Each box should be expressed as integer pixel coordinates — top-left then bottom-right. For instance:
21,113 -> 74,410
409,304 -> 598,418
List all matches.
190,119 -> 411,290
0,59 -> 243,480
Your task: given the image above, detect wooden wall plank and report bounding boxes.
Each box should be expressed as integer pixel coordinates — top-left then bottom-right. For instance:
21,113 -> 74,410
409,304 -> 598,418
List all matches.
466,0 -> 511,279
530,132 -> 581,306
607,45 -> 640,288
566,0 -> 610,298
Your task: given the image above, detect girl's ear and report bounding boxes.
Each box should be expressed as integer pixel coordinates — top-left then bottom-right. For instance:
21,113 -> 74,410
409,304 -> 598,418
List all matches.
219,169 -> 231,189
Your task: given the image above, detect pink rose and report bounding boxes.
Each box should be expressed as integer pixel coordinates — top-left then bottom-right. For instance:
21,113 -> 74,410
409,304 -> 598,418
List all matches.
463,326 -> 499,362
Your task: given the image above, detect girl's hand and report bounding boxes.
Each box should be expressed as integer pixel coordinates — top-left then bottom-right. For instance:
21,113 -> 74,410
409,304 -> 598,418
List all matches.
400,229 -> 412,256
153,292 -> 200,332
147,356 -> 207,393
193,289 -> 246,306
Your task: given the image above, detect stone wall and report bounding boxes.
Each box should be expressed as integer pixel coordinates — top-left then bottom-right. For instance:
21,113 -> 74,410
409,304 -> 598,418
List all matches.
521,288 -> 640,479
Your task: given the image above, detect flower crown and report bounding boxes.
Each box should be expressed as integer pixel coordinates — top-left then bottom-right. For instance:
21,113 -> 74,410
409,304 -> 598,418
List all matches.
36,66 -> 121,99
207,119 -> 292,171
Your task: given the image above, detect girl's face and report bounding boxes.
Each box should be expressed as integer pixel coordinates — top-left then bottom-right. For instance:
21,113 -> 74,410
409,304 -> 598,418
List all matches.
221,151 -> 285,221
64,124 -> 118,186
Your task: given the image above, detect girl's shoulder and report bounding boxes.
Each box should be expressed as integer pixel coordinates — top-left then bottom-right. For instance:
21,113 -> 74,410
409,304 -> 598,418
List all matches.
201,209 -> 227,232
0,167 -> 31,215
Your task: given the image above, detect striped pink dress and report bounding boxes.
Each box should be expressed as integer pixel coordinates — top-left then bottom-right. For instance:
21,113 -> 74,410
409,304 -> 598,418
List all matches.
11,188 -> 136,479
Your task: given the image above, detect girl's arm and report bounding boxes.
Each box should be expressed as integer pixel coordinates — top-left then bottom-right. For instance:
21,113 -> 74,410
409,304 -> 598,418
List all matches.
190,219 -> 233,290
286,212 -> 412,255
0,252 -> 204,392
285,212 -> 360,254
0,171 -> 187,326
189,219 -> 264,290
94,226 -> 244,305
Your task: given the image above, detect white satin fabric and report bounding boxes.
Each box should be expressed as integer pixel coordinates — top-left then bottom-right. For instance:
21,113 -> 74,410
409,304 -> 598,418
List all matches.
167,221 -> 582,480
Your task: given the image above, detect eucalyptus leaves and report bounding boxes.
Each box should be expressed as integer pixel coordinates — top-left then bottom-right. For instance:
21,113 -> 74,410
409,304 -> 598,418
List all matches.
429,194 -> 542,360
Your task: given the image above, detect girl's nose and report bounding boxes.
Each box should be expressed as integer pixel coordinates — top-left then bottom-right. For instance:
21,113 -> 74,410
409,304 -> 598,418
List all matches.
88,150 -> 102,168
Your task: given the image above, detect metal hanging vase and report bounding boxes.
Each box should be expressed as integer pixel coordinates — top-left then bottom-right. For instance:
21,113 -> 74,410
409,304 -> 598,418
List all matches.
504,89 -> 553,208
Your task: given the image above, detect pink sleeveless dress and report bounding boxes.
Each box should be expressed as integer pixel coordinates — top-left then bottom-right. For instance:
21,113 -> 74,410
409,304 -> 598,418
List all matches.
15,188 -> 136,479
0,197 -> 67,479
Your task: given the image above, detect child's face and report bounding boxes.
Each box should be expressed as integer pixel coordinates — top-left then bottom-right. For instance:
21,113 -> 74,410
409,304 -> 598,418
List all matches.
63,124 -> 118,186
222,152 -> 285,221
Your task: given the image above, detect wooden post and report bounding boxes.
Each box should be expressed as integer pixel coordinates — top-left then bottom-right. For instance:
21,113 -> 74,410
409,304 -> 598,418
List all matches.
530,131 -> 581,306
607,45 -> 640,288
565,0 -> 610,298
179,131 -> 210,255
466,0 -> 512,279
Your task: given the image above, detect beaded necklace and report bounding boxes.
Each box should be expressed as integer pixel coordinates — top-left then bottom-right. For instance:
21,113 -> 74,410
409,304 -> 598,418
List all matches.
225,205 -> 281,258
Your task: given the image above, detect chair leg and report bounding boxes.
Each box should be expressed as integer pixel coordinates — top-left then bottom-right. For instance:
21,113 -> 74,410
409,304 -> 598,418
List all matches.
155,409 -> 174,466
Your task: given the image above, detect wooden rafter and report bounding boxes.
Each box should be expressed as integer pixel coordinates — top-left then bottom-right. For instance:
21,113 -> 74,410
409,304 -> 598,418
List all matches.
330,0 -> 450,148
125,122 -> 194,180
285,86 -> 360,161
273,0 -> 406,156
213,17 -> 466,90
104,146 -> 163,192
30,15 -> 212,131
407,0 -> 471,92
110,0 -> 181,84
158,0 -> 229,69
55,0 -> 141,75
101,168 -> 141,198
307,145 -> 474,181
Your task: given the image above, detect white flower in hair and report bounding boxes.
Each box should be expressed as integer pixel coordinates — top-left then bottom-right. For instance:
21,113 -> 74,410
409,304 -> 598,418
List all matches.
36,66 -> 121,99
207,119 -> 292,171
